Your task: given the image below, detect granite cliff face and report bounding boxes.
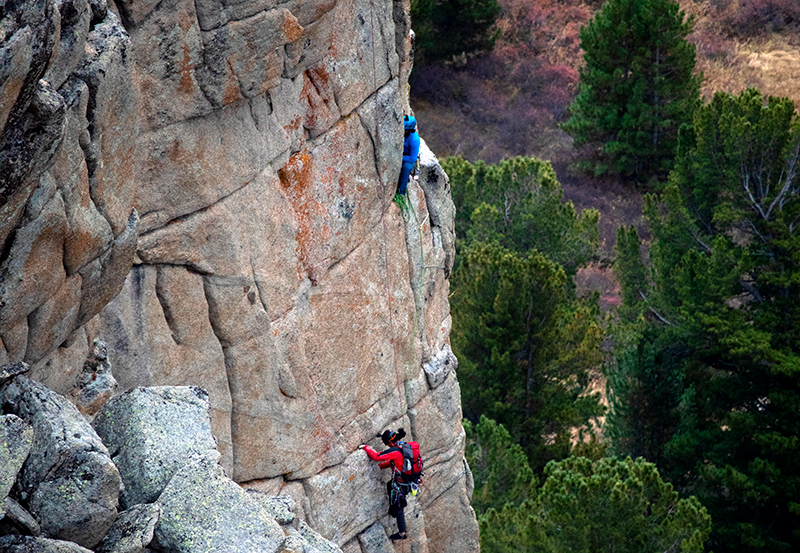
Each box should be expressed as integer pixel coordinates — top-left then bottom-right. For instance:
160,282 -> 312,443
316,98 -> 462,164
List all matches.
0,0 -> 477,550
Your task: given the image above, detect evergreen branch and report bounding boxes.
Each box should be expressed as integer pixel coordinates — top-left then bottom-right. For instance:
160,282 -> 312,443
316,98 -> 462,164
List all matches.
638,290 -> 673,326
766,143 -> 800,219
738,279 -> 763,302
741,165 -> 769,220
744,219 -> 769,244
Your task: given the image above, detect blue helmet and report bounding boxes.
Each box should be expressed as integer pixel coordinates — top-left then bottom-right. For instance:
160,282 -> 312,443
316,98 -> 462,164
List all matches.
404,115 -> 417,131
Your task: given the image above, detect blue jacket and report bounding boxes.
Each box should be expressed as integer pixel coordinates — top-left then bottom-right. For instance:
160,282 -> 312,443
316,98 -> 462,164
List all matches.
403,116 -> 420,166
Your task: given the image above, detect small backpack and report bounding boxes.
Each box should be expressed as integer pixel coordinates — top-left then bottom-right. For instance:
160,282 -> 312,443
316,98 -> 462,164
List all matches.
398,441 -> 423,485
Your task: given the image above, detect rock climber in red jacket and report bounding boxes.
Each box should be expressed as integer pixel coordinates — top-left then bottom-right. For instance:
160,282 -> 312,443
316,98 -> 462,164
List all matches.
361,428 -> 409,541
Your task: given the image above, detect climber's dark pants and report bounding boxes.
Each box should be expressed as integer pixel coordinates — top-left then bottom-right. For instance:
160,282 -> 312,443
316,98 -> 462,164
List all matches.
398,162 -> 414,195
387,480 -> 408,534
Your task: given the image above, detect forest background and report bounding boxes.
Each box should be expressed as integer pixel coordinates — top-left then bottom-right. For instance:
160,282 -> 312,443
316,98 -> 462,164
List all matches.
408,1 -> 800,552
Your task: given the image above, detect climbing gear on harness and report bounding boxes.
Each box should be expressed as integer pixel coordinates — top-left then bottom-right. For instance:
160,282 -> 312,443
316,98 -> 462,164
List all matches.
389,479 -> 409,512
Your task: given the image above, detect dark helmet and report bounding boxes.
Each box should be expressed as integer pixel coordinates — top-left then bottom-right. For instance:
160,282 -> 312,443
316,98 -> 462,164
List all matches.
379,430 -> 396,446
378,428 -> 407,446
404,115 -> 417,131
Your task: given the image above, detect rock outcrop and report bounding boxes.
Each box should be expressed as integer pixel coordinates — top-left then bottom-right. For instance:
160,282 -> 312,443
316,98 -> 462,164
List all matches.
0,0 -> 479,550
0,377 -> 348,553
0,375 -> 121,548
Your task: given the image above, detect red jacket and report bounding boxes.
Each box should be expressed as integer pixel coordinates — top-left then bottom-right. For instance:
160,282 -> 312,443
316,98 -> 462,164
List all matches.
364,445 -> 404,476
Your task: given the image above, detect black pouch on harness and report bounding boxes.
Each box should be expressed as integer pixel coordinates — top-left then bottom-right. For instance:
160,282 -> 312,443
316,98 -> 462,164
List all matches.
388,480 -> 408,517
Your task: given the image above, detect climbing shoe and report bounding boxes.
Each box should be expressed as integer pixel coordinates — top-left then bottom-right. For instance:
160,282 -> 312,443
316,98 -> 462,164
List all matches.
389,533 -> 408,541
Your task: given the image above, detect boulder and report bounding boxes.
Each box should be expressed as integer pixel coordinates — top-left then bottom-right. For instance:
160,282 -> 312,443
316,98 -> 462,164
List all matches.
0,536 -> 92,553
285,520 -> 344,553
0,375 -> 120,549
0,362 -> 30,387
153,459 -> 284,553
92,386 -> 220,508
357,523 -> 394,553
1,496 -> 41,536
279,536 -> 305,553
246,492 -> 295,525
68,338 -> 118,416
0,414 -> 33,504
95,503 -> 162,553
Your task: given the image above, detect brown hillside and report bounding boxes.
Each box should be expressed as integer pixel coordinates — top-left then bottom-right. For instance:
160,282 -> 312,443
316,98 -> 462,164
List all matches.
411,0 -> 800,307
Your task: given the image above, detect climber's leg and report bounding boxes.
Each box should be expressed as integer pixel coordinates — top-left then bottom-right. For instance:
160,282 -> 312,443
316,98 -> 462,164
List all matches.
397,162 -> 413,195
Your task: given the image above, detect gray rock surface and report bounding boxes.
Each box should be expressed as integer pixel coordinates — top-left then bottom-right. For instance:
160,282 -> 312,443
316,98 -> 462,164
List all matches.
0,535 -> 93,553
246,492 -> 295,525
286,521 -> 344,553
69,338 -> 118,416
0,363 -> 30,386
422,345 -> 457,390
417,140 -> 456,277
0,376 -> 120,548
303,449 -> 387,545
93,386 -> 220,508
0,4 -> 138,369
1,496 -> 41,536
153,459 -> 284,553
357,523 -> 395,553
95,503 -> 162,553
279,535 -> 305,553
0,414 -> 33,503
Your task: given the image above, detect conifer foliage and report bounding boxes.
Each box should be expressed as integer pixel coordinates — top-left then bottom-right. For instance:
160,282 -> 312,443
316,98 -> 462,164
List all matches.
411,0 -> 500,62
469,431 -> 712,553
563,0 -> 701,183
610,89 -> 800,552
445,156 -> 603,471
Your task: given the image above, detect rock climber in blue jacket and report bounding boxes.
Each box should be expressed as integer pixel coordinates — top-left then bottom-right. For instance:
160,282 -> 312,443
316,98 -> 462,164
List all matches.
398,115 -> 420,195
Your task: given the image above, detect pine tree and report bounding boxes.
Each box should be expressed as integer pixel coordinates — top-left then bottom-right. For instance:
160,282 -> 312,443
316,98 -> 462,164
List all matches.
445,156 -> 603,471
610,89 -> 800,552
563,0 -> 701,183
411,0 -> 500,62
478,456 -> 712,553
464,415 -> 537,514
538,457 -> 711,553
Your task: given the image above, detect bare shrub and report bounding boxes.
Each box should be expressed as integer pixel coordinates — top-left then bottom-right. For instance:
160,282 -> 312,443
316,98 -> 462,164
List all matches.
713,0 -> 800,37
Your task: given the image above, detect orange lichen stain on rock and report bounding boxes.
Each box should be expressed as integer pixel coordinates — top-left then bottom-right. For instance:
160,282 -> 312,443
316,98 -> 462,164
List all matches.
283,11 -> 304,43
283,114 -> 303,140
311,414 -> 336,456
300,67 -> 334,134
167,138 -> 186,163
279,150 -> 319,284
222,58 -> 241,106
178,42 -> 195,95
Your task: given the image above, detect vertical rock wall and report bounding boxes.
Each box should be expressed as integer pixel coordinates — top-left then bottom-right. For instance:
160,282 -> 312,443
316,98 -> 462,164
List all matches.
0,0 -> 479,551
